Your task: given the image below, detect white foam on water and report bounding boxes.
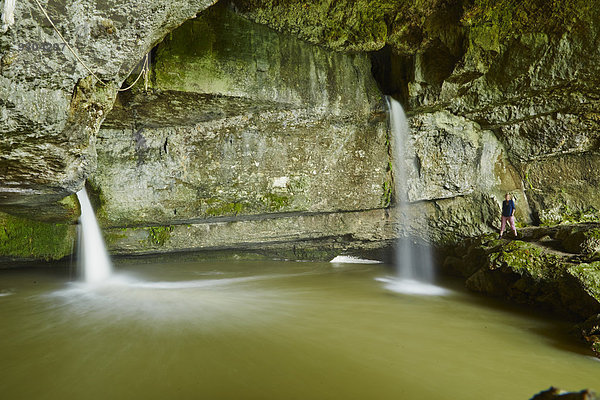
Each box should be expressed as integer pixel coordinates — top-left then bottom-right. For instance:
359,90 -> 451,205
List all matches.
376,277 -> 449,296
51,271 -> 311,298
330,255 -> 382,264
76,188 -> 113,284
129,274 -> 288,290
45,271 -> 308,328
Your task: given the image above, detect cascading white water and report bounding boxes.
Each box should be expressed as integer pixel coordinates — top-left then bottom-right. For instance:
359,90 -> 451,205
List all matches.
76,188 -> 112,284
386,96 -> 440,293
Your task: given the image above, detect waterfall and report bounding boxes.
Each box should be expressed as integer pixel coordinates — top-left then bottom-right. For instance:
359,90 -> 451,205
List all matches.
385,96 -> 440,293
76,188 -> 112,284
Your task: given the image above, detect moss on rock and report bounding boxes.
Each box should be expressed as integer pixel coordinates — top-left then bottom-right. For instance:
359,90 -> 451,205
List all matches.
205,202 -> 247,217
0,212 -> 76,262
567,262 -> 600,300
463,0 -> 596,41
148,225 -> 174,246
262,193 -> 291,212
487,240 -> 566,280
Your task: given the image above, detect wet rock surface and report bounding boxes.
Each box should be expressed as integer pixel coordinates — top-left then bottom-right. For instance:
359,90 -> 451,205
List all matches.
578,314 -> 600,358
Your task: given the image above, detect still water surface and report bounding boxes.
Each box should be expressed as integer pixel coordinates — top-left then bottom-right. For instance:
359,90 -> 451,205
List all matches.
1,259 -> 599,399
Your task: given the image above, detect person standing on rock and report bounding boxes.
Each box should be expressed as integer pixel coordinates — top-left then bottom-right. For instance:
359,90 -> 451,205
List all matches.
500,193 -> 518,238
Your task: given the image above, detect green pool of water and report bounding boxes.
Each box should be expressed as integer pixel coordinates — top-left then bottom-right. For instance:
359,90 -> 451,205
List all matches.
1,259 -> 598,399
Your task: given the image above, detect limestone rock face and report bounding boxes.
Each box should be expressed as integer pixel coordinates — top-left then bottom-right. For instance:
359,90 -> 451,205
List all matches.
87,4 -> 534,255
233,0 -> 600,226
399,111 -> 527,211
406,24 -> 600,225
0,0 -> 215,218
85,3 -> 392,255
524,154 -> 600,225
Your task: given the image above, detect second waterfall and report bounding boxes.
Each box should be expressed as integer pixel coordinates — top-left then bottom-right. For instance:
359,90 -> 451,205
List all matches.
77,188 -> 113,284
386,96 -> 435,285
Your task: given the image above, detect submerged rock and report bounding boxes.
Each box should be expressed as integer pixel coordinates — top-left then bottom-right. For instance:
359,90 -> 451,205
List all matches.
530,387 -> 599,400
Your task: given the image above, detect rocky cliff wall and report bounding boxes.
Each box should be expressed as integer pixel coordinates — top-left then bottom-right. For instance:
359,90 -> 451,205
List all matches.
88,3 -> 531,256
234,0 -> 600,225
2,0 -> 600,261
88,4 -> 392,257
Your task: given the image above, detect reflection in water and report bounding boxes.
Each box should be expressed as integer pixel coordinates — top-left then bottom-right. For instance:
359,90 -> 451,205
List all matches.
0,259 -> 598,400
